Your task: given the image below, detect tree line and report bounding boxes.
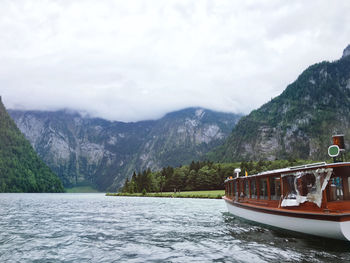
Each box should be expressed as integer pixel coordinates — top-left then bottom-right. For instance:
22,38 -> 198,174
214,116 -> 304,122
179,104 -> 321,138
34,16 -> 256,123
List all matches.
120,159 -> 311,193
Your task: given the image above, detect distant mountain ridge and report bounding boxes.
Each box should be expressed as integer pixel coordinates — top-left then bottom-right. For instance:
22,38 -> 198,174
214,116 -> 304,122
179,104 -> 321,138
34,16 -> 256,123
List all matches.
0,97 -> 64,192
9,107 -> 242,191
211,44 -> 350,162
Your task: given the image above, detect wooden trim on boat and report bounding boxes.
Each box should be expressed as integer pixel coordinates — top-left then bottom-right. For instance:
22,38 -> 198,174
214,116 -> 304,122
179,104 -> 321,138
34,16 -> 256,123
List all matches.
223,196 -> 350,222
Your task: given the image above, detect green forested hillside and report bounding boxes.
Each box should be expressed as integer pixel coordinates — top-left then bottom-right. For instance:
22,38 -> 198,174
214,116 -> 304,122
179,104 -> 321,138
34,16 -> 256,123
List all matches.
209,45 -> 350,162
120,159 -> 311,193
9,107 -> 241,191
0,97 -> 64,192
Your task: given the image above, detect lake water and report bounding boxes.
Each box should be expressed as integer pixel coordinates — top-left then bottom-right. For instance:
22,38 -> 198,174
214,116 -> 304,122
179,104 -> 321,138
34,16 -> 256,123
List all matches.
0,193 -> 349,262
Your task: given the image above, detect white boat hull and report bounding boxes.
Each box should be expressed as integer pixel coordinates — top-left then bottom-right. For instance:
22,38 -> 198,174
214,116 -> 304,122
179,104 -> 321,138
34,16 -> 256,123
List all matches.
225,199 -> 350,241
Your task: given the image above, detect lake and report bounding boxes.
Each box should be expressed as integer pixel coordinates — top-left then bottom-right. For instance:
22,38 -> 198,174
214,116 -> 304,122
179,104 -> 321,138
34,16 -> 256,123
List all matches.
0,193 -> 349,262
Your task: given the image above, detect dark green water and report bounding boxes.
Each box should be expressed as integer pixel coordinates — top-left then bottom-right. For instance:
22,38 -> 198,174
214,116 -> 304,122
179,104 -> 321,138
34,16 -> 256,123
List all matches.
0,194 -> 349,262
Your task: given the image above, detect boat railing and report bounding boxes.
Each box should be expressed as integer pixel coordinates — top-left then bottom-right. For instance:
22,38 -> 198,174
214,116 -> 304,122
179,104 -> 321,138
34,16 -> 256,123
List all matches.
288,162 -> 326,171
248,162 -> 328,178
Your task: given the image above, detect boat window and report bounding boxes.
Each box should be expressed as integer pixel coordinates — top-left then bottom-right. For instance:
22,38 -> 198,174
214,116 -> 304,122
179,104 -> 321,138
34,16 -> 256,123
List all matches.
236,180 -> 240,199
239,180 -> 244,197
233,181 -> 236,195
270,176 -> 281,200
329,177 -> 343,201
340,175 -> 350,200
259,178 -> 268,200
284,174 -> 297,199
251,178 -> 257,199
295,173 -> 317,197
244,179 -> 249,198
281,168 -> 333,207
347,177 -> 350,200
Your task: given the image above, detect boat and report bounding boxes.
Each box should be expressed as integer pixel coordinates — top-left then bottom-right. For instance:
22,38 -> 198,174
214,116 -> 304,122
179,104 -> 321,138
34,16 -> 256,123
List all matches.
224,135 -> 350,241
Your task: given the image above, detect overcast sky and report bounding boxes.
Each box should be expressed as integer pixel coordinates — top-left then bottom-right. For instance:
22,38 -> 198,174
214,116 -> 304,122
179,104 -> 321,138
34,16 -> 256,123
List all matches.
0,0 -> 349,122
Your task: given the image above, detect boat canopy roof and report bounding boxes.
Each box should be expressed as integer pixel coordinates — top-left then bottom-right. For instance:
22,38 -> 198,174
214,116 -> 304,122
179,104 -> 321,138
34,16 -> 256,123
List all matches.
225,161 -> 350,182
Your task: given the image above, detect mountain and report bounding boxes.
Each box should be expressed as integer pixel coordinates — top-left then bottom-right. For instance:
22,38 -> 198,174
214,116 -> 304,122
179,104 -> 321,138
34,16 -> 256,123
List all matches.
211,44 -> 350,162
8,107 -> 241,191
131,108 -> 240,168
0,97 -> 64,192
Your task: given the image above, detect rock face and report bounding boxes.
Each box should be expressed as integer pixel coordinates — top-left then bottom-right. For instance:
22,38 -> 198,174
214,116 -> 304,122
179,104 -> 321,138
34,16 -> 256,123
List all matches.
131,108 -> 239,172
342,44 -> 350,59
9,108 -> 241,191
0,97 -> 64,192
213,45 -> 350,162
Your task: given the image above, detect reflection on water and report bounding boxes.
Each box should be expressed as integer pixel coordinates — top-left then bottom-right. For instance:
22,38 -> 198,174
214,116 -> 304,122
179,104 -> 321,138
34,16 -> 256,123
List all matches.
0,193 -> 349,262
222,213 -> 350,262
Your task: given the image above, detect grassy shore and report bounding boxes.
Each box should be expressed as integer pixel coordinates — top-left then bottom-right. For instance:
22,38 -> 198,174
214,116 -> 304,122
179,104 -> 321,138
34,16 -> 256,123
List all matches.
65,186 -> 101,193
106,190 -> 224,199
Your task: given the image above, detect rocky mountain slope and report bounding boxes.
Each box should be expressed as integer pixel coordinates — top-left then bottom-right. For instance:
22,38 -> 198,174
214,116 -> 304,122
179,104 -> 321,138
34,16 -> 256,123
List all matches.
0,97 -> 63,192
211,44 -> 350,162
9,107 -> 241,190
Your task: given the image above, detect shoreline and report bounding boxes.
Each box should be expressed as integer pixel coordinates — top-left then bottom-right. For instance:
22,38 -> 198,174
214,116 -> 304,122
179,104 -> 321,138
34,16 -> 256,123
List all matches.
106,190 -> 224,199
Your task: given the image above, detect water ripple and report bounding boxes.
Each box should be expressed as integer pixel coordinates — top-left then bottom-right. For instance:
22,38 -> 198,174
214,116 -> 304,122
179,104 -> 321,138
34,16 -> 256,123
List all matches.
0,194 -> 350,262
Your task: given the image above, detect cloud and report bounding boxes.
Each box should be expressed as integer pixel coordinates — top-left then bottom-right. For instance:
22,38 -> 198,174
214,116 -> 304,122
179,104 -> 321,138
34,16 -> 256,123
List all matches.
0,0 -> 349,121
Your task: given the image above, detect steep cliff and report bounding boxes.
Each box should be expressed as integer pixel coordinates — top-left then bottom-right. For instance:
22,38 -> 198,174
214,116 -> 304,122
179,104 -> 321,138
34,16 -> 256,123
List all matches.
0,97 -> 64,192
9,108 -> 241,190
212,45 -> 350,162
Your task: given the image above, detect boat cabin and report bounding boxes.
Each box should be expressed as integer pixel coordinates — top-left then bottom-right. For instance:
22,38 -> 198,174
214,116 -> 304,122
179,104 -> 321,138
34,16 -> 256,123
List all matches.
224,162 -> 350,212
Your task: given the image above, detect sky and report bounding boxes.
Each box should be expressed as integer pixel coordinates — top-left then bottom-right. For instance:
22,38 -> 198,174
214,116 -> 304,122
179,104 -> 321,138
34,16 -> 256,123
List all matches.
0,0 -> 349,122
